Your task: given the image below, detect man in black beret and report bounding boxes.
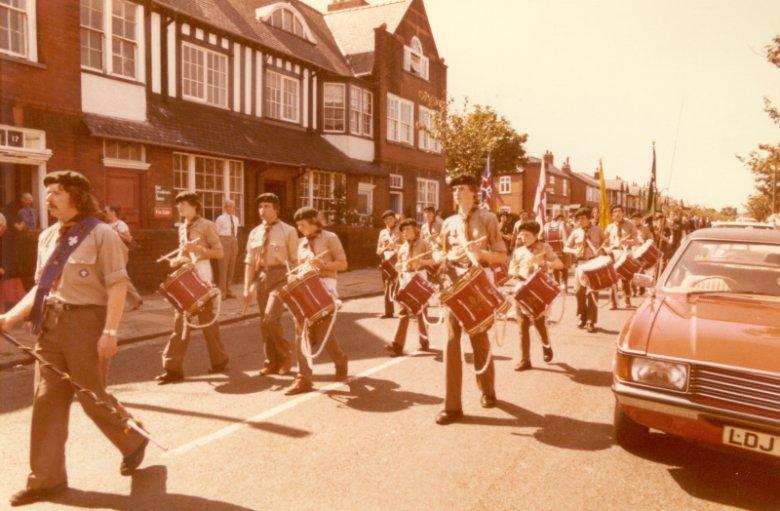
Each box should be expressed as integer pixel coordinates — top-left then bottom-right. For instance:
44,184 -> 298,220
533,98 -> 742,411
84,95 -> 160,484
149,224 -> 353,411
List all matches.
244,192 -> 299,377
376,209 -> 400,318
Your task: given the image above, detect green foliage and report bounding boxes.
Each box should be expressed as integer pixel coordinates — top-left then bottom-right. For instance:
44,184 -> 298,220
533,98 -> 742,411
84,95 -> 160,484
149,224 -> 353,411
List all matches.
746,194 -> 772,221
420,94 -> 527,180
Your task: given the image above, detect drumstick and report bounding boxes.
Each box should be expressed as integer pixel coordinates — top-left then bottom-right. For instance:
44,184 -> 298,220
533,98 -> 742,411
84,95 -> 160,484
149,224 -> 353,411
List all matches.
156,237 -> 201,263
448,235 -> 488,258
287,251 -> 330,277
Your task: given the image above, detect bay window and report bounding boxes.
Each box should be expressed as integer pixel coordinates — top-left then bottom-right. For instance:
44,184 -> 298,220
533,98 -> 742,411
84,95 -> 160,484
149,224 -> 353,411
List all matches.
323,83 -> 345,132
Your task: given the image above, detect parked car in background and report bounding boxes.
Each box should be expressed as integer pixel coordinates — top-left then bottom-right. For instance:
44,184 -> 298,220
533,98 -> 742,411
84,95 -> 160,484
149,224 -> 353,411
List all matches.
711,220 -> 774,230
612,228 -> 780,461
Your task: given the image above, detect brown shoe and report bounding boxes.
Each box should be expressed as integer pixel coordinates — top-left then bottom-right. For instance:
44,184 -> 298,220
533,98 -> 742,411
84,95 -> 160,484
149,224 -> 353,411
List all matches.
586,322 -> 597,333
514,360 -> 532,371
285,379 -> 313,396
435,409 -> 464,425
383,343 -> 403,357
258,365 -> 279,377
335,359 -> 348,380
120,438 -> 148,476
481,394 -> 497,408
155,371 -> 184,385
10,483 -> 68,507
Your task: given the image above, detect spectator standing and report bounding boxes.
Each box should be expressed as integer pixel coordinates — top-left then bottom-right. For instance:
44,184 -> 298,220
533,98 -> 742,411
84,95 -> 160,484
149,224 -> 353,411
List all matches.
104,205 -> 143,310
215,200 -> 240,299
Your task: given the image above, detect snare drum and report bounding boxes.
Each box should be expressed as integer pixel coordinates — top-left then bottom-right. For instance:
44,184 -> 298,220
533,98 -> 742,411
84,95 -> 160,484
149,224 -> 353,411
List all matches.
514,269 -> 560,318
395,271 -> 436,316
544,224 -> 564,253
633,240 -> 661,270
490,262 -> 510,287
159,263 -> 220,316
576,256 -> 618,291
278,270 -> 336,324
613,251 -> 643,280
441,266 -> 510,335
380,252 -> 398,281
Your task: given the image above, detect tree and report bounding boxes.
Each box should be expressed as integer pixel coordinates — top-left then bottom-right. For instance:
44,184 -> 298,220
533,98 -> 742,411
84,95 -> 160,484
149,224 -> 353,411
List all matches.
420,95 -> 527,179
746,193 -> 772,221
764,36 -> 780,127
719,206 -> 738,219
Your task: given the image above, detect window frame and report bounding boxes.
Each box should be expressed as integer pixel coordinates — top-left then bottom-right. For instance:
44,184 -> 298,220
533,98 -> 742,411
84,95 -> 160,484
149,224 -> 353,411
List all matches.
322,82 -> 346,133
499,175 -> 511,194
349,85 -> 373,137
265,69 -> 300,123
110,0 -> 137,79
80,0 -> 104,70
0,0 -> 36,60
387,93 -> 414,145
172,152 -> 245,224
389,173 -> 403,189
403,35 -> 429,80
298,170 -> 345,219
102,138 -> 150,170
416,177 -> 439,222
418,105 -> 441,153
357,182 -> 375,217
181,41 -> 228,108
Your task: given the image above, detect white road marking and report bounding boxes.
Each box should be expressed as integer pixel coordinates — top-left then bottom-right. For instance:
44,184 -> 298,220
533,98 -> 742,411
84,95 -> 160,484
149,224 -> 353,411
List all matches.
161,353 -> 418,458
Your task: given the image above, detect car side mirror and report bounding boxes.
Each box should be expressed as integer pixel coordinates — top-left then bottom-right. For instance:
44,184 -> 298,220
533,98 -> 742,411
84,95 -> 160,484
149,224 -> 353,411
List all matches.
632,273 -> 655,289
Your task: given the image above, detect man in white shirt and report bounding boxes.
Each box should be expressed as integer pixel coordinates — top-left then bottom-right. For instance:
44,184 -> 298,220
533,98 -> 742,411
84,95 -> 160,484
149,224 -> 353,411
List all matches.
215,200 -> 240,298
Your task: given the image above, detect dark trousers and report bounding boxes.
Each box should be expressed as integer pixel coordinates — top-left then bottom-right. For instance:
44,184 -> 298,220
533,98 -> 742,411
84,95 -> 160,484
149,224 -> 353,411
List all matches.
382,274 -> 396,316
575,284 -> 598,324
28,306 -> 145,490
611,277 -> 633,306
256,266 -> 291,370
163,300 -> 228,373
294,314 -> 347,385
393,307 -> 428,349
444,313 -> 495,411
519,312 -> 549,363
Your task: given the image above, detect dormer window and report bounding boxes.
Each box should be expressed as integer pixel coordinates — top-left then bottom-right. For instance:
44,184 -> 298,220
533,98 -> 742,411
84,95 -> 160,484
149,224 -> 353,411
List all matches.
256,3 -> 315,43
403,36 -> 429,80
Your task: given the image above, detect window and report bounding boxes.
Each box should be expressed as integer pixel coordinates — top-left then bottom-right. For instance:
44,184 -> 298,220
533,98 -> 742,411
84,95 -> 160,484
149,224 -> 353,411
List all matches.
389,191 -> 403,215
389,174 -> 403,189
298,170 -> 345,217
416,178 -> 439,221
562,179 -> 568,196
1,0 -> 34,59
323,83 -> 345,132
357,182 -> 374,217
80,0 -> 103,69
265,70 -> 299,123
387,94 -> 413,145
549,175 -> 556,186
173,153 -> 244,223
349,85 -> 373,137
111,0 -> 136,78
499,176 -> 511,194
182,43 -> 228,107
403,36 -> 429,80
418,106 -> 441,153
267,7 -> 307,39
104,139 -> 143,161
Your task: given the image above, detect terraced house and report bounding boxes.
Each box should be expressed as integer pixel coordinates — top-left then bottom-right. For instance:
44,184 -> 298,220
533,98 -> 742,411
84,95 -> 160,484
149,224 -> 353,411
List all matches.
0,0 -> 447,286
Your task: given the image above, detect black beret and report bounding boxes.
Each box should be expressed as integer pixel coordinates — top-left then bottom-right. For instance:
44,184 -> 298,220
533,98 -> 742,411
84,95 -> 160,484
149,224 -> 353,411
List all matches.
423,206 -> 436,213
43,170 -> 91,192
447,174 -> 477,188
574,207 -> 592,219
294,206 -> 318,222
381,210 -> 396,219
399,218 -> 418,230
610,204 -> 624,213
174,191 -> 200,204
255,192 -> 280,206
517,220 -> 541,235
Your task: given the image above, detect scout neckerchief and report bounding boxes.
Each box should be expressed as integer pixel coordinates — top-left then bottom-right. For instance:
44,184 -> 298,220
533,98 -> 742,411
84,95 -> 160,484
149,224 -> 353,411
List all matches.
31,215 -> 102,333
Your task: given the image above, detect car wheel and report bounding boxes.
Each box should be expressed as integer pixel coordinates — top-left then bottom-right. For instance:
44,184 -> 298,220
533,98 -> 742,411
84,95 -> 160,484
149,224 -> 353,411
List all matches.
614,400 -> 650,450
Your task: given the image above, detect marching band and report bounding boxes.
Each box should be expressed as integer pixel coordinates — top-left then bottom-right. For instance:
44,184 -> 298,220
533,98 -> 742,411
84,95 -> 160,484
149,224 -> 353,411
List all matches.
0,169 -> 669,506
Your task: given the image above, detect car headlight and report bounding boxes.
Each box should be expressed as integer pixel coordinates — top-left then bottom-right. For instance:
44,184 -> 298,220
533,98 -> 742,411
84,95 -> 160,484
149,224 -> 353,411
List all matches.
615,352 -> 689,392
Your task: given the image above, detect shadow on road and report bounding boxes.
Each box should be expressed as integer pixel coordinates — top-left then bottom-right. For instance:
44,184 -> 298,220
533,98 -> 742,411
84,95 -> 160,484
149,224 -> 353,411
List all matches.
626,433 -> 780,510
530,362 -> 613,387
324,376 -> 441,413
49,465 -> 255,510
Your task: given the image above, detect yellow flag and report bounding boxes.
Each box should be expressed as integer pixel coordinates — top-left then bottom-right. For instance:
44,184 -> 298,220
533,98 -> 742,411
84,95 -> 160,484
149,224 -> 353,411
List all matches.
598,159 -> 611,229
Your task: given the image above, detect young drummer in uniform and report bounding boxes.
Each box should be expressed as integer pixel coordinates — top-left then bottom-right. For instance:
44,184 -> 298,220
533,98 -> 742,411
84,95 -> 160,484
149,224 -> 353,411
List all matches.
244,193 -> 299,377
384,218 -> 436,356
604,205 -> 637,309
564,207 -> 606,333
542,214 -> 570,290
436,174 -> 507,425
510,221 -> 563,371
157,192 -> 229,384
377,210 -> 401,318
285,207 -> 349,395
421,206 -> 443,247
0,171 -> 148,506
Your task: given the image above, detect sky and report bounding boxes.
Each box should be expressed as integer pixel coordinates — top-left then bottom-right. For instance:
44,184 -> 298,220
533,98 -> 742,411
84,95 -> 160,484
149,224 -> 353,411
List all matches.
304,0 -> 780,211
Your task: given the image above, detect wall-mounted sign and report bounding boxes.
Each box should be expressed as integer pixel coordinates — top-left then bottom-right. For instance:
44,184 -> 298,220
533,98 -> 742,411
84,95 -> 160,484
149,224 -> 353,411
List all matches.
154,185 -> 172,203
154,205 -> 173,218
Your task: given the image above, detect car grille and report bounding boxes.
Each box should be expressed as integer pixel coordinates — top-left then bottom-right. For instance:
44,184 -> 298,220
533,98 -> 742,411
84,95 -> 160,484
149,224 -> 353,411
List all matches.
689,365 -> 780,416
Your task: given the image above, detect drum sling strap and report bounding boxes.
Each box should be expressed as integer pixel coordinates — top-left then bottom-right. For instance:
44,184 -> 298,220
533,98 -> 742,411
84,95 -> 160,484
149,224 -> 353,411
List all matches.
31,216 -> 102,334
298,234 -> 339,362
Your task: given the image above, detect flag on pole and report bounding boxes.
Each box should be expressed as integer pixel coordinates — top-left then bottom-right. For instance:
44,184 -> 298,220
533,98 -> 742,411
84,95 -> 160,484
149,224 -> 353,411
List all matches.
598,159 -> 611,229
532,155 -> 548,225
480,153 -> 494,209
645,142 -> 657,215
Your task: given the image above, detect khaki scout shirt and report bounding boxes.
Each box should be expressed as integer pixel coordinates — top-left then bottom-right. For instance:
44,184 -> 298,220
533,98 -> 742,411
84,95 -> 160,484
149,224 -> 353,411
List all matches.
297,230 -> 347,279
245,220 -> 299,269
396,237 -> 431,272
421,219 -> 443,247
35,221 -> 129,305
565,223 -> 606,260
509,241 -> 560,280
376,226 -> 400,256
635,224 -> 653,243
178,216 -> 223,262
604,219 -> 637,250
440,207 -> 506,265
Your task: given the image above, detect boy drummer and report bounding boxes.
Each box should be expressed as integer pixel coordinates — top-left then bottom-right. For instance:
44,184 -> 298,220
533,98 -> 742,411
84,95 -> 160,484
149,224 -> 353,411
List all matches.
510,221 -> 563,371
284,207 -> 349,395
384,218 -> 436,356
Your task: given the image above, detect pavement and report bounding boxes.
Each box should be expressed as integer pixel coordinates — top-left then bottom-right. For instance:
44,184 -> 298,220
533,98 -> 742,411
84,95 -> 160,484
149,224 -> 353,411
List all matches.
1,281 -> 778,510
0,268 -> 383,370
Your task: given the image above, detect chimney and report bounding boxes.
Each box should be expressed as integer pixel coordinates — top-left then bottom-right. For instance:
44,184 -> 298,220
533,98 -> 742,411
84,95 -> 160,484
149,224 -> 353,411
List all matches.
561,157 -> 571,174
327,0 -> 369,11
543,150 -> 554,167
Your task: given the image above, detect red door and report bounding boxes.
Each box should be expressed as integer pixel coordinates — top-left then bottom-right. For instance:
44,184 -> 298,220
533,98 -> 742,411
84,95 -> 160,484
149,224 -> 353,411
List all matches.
105,171 -> 142,228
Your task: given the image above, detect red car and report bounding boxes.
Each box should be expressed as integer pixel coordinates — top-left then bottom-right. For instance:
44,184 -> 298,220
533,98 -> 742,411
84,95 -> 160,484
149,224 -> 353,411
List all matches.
612,228 -> 780,461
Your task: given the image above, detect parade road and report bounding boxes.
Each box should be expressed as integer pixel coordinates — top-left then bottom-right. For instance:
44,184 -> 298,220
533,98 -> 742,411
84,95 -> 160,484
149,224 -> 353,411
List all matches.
1,294 -> 777,511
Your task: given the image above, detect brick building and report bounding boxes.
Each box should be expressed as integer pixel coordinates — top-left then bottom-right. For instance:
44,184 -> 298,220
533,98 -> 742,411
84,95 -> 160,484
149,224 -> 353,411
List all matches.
1,0 -> 447,289
520,151 -> 572,218
571,171 -> 599,213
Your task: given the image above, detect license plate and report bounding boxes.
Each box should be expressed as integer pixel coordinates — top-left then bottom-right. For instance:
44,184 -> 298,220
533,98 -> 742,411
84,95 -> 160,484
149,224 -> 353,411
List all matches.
722,425 -> 780,457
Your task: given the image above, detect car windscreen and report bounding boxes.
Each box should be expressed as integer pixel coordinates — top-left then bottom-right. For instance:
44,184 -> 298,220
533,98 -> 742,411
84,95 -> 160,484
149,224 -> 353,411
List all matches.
663,240 -> 780,297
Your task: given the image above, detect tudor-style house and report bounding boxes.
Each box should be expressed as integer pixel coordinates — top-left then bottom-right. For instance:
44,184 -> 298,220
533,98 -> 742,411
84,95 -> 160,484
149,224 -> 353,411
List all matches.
1,0 -> 447,287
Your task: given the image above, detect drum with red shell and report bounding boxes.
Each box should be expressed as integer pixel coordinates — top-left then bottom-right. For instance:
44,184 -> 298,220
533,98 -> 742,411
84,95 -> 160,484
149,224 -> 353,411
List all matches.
441,266 -> 510,335
380,252 -> 399,281
395,272 -> 436,316
278,270 -> 336,324
513,269 -> 560,319
613,252 -> 643,280
577,256 -> 619,291
544,224 -> 565,254
159,263 -> 220,316
490,262 -> 510,287
633,240 -> 661,270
